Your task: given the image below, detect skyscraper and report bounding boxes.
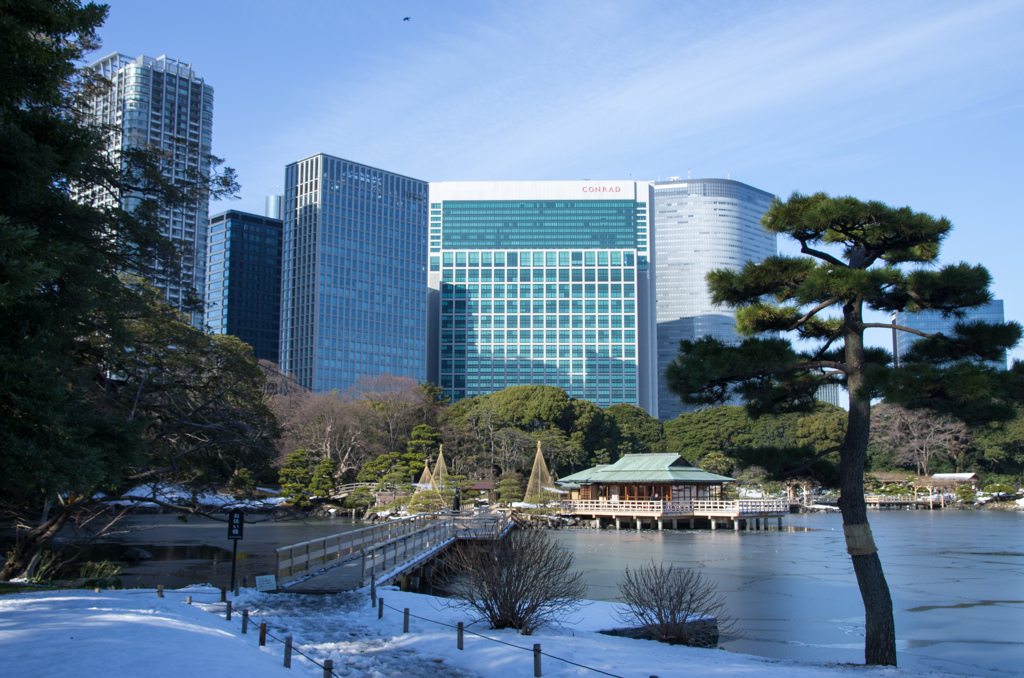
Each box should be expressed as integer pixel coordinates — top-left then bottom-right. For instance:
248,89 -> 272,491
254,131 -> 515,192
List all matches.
279,154 -> 428,391
84,53 -> 215,320
426,181 -> 657,412
652,178 -> 776,420
205,208 -> 283,363
893,300 -> 1007,370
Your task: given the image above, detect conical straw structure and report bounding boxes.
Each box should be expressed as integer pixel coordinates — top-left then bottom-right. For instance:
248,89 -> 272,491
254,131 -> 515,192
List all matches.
433,448 -> 449,491
417,461 -> 436,492
525,440 -> 557,505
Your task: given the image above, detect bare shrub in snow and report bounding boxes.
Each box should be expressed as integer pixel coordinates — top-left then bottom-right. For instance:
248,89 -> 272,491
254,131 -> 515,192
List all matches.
441,528 -> 586,634
615,561 -> 736,647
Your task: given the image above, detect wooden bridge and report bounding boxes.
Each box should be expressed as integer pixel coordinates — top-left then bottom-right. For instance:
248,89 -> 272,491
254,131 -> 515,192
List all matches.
276,511 -> 513,593
813,495 -> 944,510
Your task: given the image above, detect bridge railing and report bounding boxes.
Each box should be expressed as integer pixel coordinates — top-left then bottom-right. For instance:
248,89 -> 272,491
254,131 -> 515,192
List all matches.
332,482 -> 376,497
275,513 -> 441,582
275,511 -> 515,584
865,494 -> 924,503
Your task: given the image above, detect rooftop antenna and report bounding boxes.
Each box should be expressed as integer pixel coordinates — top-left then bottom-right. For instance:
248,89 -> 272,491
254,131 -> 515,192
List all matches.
687,168 -> 691,179
727,171 -> 730,179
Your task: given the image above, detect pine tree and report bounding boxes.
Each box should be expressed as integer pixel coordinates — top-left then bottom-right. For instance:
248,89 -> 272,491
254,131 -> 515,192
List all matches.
279,450 -> 313,508
666,192 -> 1022,666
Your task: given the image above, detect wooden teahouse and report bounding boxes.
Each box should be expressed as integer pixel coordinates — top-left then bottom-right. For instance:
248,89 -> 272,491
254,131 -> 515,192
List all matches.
557,453 -> 788,531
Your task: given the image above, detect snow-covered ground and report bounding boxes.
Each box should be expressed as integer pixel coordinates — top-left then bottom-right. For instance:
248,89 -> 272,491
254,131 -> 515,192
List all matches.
0,585 -> 963,678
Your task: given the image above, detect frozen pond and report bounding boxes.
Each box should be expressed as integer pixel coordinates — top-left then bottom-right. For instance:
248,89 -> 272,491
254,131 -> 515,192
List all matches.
94,509 -> 1024,675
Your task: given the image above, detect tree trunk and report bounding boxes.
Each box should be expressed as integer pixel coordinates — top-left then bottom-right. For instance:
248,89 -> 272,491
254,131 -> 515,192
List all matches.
0,501 -> 79,581
842,303 -> 897,666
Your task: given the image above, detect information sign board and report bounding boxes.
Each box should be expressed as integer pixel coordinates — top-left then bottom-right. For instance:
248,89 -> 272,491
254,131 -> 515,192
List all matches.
227,510 -> 244,540
255,575 -> 277,592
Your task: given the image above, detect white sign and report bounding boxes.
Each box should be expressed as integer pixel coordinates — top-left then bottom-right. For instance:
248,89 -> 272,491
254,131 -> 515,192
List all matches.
255,575 -> 277,592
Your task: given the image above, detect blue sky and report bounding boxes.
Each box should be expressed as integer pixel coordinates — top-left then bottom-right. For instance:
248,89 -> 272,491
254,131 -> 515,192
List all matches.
92,0 -> 1024,363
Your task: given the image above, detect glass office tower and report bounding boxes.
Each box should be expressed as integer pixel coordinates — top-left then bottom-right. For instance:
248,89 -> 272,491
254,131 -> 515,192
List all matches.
84,53 -> 215,323
652,178 -> 776,420
893,300 -> 1007,370
280,154 -> 428,391
205,209 -> 283,363
427,181 -> 657,413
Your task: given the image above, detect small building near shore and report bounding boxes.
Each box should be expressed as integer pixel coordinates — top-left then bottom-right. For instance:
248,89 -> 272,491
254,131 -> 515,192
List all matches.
556,453 -> 789,530
557,453 -> 733,502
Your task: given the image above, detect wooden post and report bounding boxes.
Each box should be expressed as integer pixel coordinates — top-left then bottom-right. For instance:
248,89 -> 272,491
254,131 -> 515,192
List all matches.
284,636 -> 293,668
226,600 -> 232,621
457,621 -> 464,650
220,588 -> 227,602
323,659 -> 333,678
403,607 -> 410,633
533,643 -> 542,677
243,575 -> 248,588
378,597 -> 384,619
370,574 -> 377,608
186,595 -> 192,605
157,585 -> 164,598
242,609 -> 249,634
259,622 -> 267,646
234,581 -> 240,597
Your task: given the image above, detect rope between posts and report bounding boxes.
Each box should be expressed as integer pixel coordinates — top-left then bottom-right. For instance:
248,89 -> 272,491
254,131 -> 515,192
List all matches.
186,597 -> 345,678
380,601 -> 627,678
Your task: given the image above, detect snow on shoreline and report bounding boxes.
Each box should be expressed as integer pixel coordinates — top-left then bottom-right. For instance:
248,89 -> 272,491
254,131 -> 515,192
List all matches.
0,585 -> 960,678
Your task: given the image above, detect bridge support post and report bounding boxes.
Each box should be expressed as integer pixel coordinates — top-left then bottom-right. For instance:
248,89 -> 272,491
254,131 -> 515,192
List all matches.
615,518 -> 621,531
672,519 -> 678,530
593,518 -> 600,529
689,518 -> 695,529
711,519 -> 716,531
778,516 -> 783,530
734,519 -> 740,531
657,519 -> 663,531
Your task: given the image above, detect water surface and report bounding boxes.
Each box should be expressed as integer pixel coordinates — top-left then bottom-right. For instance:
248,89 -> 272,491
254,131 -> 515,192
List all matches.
93,510 -> 1023,675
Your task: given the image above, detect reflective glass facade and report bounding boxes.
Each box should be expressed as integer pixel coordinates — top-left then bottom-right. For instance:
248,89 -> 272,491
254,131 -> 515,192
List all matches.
280,154 -> 428,391
652,179 -> 776,420
83,53 -> 215,324
894,300 -> 1006,370
205,210 -> 282,362
428,182 -> 656,412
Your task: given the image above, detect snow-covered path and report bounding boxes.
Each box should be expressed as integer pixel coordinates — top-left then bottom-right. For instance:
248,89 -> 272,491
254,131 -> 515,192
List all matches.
1,585 -> 961,678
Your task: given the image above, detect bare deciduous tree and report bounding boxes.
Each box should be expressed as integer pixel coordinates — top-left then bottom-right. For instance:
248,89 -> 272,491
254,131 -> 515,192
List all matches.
616,561 -> 736,647
494,427 -> 533,475
350,374 -> 425,453
870,403 -> 970,476
441,529 -> 587,635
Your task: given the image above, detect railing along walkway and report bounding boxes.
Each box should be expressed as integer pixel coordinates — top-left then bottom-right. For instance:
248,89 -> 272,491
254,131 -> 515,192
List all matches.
560,498 -> 790,518
277,512 -> 513,593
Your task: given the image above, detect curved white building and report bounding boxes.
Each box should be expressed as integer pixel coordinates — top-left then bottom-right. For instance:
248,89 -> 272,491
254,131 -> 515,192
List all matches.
652,178 -> 776,420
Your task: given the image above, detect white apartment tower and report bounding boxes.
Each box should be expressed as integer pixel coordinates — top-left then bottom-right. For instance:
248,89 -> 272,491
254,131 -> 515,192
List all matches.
84,53 -> 215,319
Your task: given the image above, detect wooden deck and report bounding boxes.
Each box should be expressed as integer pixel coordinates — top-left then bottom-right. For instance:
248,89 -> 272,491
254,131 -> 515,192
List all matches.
560,498 -> 790,519
277,512 -> 513,593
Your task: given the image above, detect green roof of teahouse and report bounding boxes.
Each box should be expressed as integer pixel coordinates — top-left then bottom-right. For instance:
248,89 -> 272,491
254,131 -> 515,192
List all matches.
557,453 -> 734,488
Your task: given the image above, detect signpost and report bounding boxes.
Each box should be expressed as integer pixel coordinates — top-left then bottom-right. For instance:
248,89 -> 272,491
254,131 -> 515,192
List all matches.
227,509 -> 244,592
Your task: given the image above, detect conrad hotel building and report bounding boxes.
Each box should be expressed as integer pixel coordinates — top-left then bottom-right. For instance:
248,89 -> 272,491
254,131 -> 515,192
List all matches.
427,181 -> 657,412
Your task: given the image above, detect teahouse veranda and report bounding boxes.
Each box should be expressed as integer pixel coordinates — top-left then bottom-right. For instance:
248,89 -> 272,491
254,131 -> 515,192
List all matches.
557,453 -> 788,530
